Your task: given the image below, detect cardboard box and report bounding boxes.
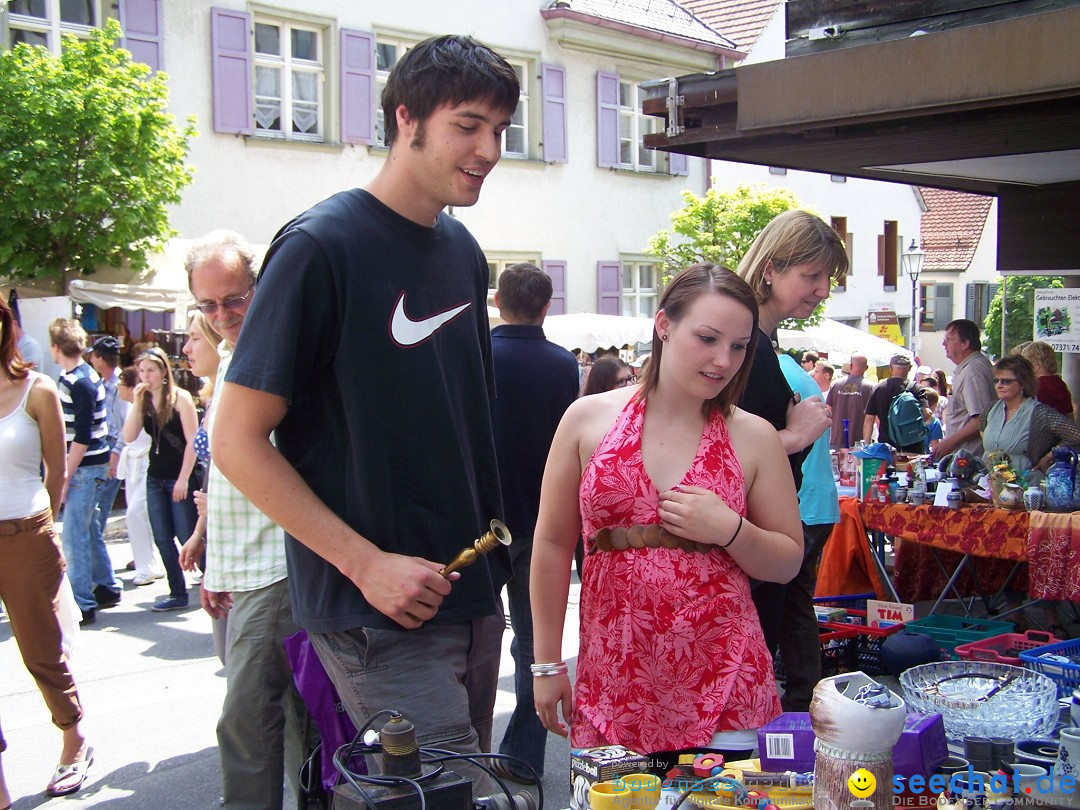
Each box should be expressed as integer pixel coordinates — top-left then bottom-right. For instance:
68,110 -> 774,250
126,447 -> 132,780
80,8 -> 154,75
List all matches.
892,713 -> 948,780
570,746 -> 652,810
757,710 -> 947,782
758,712 -> 816,773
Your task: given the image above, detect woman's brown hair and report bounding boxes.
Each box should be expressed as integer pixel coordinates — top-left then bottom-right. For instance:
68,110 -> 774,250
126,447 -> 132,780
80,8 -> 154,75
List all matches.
137,347 -> 178,428
636,264 -> 759,416
0,296 -> 30,381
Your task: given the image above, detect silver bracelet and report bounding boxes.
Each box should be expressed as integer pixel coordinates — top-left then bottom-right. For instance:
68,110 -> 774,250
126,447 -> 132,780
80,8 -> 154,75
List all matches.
530,661 -> 568,677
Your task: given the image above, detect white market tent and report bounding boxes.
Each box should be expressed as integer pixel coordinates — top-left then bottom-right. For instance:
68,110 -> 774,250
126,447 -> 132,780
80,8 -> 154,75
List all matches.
777,318 -> 913,367
542,312 -> 655,353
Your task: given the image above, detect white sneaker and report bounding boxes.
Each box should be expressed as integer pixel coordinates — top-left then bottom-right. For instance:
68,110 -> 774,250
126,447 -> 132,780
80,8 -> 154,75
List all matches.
133,572 -> 164,586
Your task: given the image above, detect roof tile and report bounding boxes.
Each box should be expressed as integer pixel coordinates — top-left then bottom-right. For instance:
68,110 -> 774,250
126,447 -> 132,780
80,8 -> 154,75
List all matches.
678,0 -> 779,53
918,187 -> 993,272
553,0 -> 735,49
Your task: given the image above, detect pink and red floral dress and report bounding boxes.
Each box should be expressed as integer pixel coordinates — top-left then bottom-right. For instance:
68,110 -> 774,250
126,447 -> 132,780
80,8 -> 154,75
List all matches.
572,396 -> 780,754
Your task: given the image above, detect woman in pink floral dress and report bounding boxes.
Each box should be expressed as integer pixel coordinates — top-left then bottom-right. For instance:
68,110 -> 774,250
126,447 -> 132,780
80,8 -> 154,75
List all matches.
531,265 -> 803,760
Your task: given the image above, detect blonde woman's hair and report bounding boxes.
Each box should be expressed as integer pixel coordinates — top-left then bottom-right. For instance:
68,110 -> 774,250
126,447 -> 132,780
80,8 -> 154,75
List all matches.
188,311 -> 223,405
737,210 -> 849,305
1020,340 -> 1059,375
137,347 -> 178,429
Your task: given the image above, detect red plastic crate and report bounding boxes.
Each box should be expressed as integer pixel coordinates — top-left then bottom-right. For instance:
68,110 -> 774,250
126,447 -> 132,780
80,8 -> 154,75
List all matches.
954,630 -> 1056,666
820,609 -> 906,675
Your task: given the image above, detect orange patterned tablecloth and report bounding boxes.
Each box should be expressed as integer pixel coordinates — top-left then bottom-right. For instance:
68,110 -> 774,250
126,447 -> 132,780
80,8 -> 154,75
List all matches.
850,498 -> 1080,602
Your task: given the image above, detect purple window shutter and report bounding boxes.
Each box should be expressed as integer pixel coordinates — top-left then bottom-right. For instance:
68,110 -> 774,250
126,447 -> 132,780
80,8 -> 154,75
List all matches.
542,260 -> 567,315
597,261 -> 621,315
669,151 -> 688,176
541,64 -> 567,163
211,7 -> 253,135
119,0 -> 163,72
596,71 -> 620,168
340,29 -> 375,145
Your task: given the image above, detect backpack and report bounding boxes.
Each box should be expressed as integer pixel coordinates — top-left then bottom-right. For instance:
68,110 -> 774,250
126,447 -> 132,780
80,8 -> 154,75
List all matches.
887,384 -> 928,449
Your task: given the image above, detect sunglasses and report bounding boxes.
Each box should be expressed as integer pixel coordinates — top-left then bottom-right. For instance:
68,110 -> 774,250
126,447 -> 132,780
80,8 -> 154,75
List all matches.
994,378 -> 1018,386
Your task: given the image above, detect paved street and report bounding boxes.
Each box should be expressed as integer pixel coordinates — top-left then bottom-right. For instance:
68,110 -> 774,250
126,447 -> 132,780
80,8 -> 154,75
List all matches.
1,521 -> 576,809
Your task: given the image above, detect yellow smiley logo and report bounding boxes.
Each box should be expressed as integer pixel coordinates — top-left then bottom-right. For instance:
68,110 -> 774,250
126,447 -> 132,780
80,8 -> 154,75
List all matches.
848,768 -> 876,798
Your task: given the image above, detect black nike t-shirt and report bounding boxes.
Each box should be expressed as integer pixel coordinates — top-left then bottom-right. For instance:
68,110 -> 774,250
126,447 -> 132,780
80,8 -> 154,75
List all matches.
226,189 -> 508,633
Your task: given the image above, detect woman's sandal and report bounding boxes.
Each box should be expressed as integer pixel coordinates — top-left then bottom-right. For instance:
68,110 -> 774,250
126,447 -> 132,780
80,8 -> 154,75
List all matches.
45,745 -> 94,797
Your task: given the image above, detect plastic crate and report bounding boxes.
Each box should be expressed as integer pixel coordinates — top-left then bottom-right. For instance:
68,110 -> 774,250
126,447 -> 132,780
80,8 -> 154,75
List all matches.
820,609 -> 907,675
904,615 -> 1015,658
1019,638 -> 1080,698
954,630 -> 1055,666
774,627 -> 858,681
813,593 -> 875,613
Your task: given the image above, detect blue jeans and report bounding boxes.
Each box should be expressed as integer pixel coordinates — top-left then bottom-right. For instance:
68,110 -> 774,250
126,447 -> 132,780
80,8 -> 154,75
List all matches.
61,464 -> 118,612
145,476 -> 197,601
499,538 -> 546,778
94,474 -> 123,548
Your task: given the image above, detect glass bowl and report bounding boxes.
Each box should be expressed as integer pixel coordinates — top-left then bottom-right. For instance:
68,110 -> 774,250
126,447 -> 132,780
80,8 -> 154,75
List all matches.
899,660 -> 1059,741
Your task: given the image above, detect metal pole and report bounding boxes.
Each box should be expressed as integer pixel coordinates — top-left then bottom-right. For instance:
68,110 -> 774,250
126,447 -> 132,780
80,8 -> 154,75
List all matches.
911,277 -> 918,354
1000,275 -> 1007,357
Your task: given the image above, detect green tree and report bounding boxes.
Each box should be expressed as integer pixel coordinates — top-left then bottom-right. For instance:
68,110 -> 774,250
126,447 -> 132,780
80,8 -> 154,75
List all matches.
646,183 -> 826,324
0,19 -> 197,289
984,275 -> 1064,357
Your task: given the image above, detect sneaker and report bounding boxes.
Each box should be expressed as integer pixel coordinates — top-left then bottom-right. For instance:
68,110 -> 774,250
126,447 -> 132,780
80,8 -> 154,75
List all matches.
79,608 -> 96,626
133,572 -> 164,586
151,596 -> 189,612
93,585 -> 122,608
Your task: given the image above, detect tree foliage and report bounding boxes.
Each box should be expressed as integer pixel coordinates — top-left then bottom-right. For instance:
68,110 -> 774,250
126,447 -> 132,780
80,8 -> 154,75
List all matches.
646,183 -> 825,325
0,19 -> 197,288
984,275 -> 1064,358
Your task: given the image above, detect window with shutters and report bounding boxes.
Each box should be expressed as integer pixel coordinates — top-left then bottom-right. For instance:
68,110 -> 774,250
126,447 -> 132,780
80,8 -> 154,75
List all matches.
6,0 -> 104,53
879,221 -> 898,291
966,281 -> 999,325
621,260 -> 659,317
921,282 -> 953,331
486,255 -> 541,307
831,217 -> 848,291
617,80 -> 658,172
597,72 -> 684,175
253,17 -> 324,142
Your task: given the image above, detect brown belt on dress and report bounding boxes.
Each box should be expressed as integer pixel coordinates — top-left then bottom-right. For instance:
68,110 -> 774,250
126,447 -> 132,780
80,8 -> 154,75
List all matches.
591,524 -> 714,555
0,509 -> 53,536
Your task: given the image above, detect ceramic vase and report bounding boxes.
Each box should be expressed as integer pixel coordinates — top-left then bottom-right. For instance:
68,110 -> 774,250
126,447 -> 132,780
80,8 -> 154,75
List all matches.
994,482 -> 1024,510
1025,485 -> 1045,512
1054,726 -> 1080,779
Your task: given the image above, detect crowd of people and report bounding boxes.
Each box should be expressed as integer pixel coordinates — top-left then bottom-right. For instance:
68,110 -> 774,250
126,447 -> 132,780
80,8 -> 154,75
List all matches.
3,30 -> 1080,810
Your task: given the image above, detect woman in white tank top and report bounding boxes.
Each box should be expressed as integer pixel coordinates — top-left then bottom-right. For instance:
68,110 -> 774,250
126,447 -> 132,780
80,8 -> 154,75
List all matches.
0,297 -> 92,799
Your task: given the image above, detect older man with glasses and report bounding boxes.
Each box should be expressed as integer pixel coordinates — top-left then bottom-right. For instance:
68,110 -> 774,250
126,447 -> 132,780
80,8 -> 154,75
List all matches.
184,231 -> 308,810
932,318 -> 996,460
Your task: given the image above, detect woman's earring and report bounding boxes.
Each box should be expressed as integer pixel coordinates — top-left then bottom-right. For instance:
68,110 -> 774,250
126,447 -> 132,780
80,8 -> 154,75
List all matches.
765,280 -> 772,287
661,334 -> 668,341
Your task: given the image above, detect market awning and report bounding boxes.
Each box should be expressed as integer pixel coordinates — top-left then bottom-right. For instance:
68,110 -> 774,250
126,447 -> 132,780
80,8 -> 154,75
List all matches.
542,312 -> 655,353
67,238 -> 195,315
777,319 -> 912,367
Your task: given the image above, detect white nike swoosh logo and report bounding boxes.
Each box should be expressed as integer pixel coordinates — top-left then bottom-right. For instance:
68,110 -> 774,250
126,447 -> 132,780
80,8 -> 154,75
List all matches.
390,292 -> 470,347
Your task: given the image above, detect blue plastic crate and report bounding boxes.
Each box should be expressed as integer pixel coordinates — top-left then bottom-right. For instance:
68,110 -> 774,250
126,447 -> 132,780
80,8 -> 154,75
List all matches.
1019,637 -> 1080,698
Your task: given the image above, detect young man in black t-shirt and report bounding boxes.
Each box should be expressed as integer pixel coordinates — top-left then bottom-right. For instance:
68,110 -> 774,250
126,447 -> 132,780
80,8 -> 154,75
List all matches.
213,37 -> 519,795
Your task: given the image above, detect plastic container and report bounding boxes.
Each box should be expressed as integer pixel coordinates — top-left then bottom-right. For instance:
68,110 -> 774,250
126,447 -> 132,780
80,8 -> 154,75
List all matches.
819,608 -> 907,675
954,630 -> 1055,666
1019,637 -> 1080,698
904,615 -> 1015,658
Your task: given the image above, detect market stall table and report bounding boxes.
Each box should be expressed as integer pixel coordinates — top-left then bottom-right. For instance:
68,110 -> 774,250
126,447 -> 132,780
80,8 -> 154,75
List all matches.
823,497 -> 1080,616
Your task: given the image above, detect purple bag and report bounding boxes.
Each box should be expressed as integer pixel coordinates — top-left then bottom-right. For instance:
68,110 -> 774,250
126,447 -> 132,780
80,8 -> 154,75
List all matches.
284,629 -> 363,794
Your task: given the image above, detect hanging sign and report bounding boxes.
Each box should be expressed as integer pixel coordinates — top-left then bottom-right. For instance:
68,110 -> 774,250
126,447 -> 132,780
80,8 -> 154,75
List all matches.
1034,288 -> 1080,352
867,308 -> 904,346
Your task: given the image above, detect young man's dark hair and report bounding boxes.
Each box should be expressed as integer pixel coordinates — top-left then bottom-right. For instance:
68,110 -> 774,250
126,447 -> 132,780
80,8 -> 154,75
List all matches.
496,263 -> 552,322
382,34 -> 519,148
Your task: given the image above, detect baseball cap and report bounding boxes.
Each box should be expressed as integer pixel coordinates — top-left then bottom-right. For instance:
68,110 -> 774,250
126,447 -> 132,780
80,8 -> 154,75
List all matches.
890,353 -> 912,366
92,335 -> 120,356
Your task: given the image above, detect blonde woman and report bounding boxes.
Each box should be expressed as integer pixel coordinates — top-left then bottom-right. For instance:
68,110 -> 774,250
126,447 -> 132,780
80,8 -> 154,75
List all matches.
1020,340 -> 1074,418
122,347 -> 199,612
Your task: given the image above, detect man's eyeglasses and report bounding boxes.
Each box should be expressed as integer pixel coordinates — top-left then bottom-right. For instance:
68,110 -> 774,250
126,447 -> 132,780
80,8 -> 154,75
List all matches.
994,378 -> 1018,386
195,287 -> 253,315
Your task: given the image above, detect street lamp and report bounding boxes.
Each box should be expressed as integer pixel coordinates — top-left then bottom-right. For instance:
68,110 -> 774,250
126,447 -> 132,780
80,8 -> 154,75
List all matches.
902,239 -> 926,355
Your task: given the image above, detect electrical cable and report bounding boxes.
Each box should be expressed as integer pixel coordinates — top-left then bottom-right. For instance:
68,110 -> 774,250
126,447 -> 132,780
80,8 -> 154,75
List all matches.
330,710 -> 541,810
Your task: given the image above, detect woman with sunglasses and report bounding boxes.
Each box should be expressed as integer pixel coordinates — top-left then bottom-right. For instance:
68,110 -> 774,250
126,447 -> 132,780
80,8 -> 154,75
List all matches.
982,355 -> 1080,480
122,347 -> 200,612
